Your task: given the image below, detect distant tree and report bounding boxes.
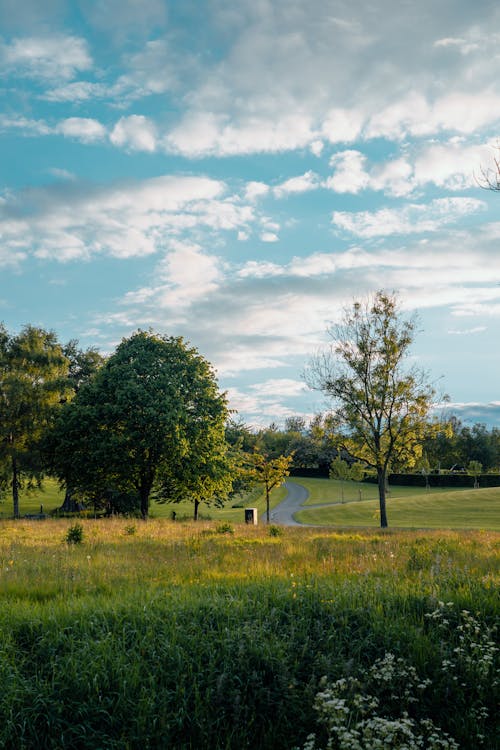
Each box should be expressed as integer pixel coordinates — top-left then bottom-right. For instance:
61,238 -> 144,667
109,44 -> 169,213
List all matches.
0,325 -> 70,517
329,457 -> 365,503
246,450 -> 294,523
284,416 -> 306,433
467,460 -> 482,489
308,291 -> 436,528
49,331 -> 230,518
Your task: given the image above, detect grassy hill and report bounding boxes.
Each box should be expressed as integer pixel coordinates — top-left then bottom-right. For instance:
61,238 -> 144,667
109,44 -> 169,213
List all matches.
292,478 -> 500,530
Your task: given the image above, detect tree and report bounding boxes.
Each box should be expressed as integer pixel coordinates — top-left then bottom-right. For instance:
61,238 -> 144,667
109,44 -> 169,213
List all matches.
49,331 -> 230,519
467,460 -> 482,489
308,291 -> 436,528
56,341 -> 106,513
477,144 -> 500,190
0,325 -> 70,517
246,450 -> 293,523
329,456 -> 365,502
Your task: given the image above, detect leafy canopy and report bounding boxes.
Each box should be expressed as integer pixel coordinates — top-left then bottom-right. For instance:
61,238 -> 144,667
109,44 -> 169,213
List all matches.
309,291 -> 437,527
49,330 -> 230,518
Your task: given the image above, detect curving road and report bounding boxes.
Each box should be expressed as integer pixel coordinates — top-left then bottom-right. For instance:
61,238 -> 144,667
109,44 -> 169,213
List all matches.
267,480 -> 309,525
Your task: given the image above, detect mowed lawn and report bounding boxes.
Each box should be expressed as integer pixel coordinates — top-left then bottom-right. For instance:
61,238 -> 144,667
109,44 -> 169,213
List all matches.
298,476 -> 472,505
293,478 -> 500,530
0,479 -> 287,523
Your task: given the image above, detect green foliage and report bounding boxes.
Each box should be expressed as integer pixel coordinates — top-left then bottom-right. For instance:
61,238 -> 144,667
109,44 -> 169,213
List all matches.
269,524 -> 283,537
246,450 -> 294,523
0,324 -> 71,517
468,460 -> 483,488
65,522 -> 84,545
49,331 -> 231,518
309,292 -> 436,528
215,521 -> 234,534
0,524 -> 497,750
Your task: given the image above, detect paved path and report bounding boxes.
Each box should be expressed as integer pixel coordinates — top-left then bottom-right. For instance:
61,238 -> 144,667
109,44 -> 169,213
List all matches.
267,480 -> 309,525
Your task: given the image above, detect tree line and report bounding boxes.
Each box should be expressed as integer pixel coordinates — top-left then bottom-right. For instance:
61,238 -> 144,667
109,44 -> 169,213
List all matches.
1,291 -> 495,527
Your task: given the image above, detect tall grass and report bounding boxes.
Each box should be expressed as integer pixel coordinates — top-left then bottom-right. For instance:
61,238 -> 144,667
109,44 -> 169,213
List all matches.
0,520 -> 498,748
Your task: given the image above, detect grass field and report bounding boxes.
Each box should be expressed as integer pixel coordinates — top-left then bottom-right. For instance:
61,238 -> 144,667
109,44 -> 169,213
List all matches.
0,479 -> 288,523
292,478 -> 500,530
0,520 -> 497,749
298,476 -> 471,505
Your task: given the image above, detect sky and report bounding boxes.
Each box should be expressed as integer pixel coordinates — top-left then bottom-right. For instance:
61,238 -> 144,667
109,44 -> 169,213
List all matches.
2,0 -> 500,428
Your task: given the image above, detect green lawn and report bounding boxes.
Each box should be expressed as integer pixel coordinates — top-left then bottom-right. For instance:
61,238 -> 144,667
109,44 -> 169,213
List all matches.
294,482 -> 500,530
0,478 -> 287,524
297,476 -> 471,505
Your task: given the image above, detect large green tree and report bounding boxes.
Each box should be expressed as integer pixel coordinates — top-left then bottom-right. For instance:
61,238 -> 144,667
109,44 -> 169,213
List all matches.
308,291 -> 436,528
50,331 -> 230,518
0,325 -> 70,518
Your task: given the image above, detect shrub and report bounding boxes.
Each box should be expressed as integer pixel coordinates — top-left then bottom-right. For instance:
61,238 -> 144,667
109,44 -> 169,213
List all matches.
65,522 -> 84,545
269,524 -> 283,537
215,522 -> 234,534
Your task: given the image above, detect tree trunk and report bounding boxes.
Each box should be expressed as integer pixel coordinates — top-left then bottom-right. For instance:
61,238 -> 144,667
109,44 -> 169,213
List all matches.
193,498 -> 200,521
377,467 -> 388,528
140,484 -> 150,519
265,484 -> 270,523
59,488 -> 81,513
12,454 -> 20,519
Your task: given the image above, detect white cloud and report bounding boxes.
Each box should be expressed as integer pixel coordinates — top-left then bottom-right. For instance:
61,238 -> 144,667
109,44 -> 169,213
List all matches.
165,112 -> 315,157
0,115 -> 51,136
56,118 -> 107,143
1,35 -> 92,81
322,107 -> 364,144
116,39 -> 178,98
244,181 -> 270,202
332,197 -> 486,238
448,326 -> 486,335
42,81 -> 107,102
0,174 -> 247,262
260,232 -> 279,243
110,115 -> 157,152
250,379 -> 306,398
326,150 -> 369,193
274,171 -> 320,198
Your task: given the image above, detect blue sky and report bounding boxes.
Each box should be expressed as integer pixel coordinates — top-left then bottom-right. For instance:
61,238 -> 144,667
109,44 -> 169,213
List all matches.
2,0 -> 500,427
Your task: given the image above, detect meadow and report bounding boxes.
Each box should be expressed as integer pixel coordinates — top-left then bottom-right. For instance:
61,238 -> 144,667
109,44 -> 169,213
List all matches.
0,517 -> 498,749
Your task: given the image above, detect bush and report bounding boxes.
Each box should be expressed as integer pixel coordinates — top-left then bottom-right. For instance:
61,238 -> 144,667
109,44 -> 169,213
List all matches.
269,524 -> 283,537
65,522 -> 84,545
215,522 -> 234,534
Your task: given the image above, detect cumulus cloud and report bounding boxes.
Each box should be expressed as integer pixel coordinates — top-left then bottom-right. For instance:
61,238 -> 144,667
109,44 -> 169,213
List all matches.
110,115 -> 157,152
332,197 -> 486,238
165,112 -> 315,157
0,174 -> 250,262
244,181 -> 270,202
274,171 -> 320,198
56,117 -> 107,143
1,35 -> 92,81
437,401 -> 500,427
326,150 -> 370,193
42,81 -> 107,103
